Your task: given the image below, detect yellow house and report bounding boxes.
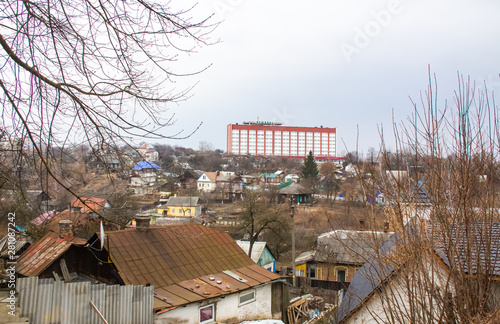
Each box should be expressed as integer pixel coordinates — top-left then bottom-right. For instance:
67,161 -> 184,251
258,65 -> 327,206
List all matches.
159,196 -> 201,217
294,230 -> 393,283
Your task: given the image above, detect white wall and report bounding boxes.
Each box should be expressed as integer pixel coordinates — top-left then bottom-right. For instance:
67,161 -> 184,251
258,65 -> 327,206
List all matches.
345,260 -> 452,324
155,284 -> 274,324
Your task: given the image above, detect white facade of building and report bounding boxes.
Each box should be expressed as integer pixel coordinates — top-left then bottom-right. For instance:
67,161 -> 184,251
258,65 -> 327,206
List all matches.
227,124 -> 337,159
154,285 -> 275,323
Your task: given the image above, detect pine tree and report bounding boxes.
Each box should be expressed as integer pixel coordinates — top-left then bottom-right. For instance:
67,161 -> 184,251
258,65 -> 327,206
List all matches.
301,151 -> 319,181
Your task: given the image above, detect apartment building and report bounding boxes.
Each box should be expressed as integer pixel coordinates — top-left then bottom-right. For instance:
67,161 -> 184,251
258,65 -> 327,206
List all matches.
227,122 -> 337,159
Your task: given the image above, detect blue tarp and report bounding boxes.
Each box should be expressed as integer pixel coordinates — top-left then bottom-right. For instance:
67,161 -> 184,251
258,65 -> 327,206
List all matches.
133,161 -> 162,171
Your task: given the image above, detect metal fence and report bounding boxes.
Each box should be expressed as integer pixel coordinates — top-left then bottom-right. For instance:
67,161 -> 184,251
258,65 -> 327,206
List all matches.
17,277 -> 154,324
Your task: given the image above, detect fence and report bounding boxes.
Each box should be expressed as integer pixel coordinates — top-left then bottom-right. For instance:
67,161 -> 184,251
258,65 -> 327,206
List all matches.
17,277 -> 154,324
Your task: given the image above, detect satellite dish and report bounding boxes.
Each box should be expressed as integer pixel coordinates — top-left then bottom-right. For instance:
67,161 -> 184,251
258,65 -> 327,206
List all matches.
100,221 -> 105,250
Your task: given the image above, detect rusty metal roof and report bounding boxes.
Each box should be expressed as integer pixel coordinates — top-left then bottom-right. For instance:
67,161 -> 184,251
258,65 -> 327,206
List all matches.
104,223 -> 281,310
16,231 -> 87,277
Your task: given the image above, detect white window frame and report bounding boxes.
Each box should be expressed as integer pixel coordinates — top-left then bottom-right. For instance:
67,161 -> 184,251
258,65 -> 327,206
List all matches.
199,304 -> 214,323
239,289 -> 256,306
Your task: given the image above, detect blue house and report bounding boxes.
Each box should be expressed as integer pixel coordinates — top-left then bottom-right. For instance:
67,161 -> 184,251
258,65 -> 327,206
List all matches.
236,240 -> 276,273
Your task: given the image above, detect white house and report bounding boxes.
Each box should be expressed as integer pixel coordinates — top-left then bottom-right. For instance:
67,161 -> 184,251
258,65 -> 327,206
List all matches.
197,172 -> 220,192
336,223 -> 500,323
137,143 -> 159,161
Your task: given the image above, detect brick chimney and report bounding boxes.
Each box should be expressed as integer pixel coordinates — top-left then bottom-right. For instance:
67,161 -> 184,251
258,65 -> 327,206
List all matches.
135,215 -> 150,231
58,220 -> 73,238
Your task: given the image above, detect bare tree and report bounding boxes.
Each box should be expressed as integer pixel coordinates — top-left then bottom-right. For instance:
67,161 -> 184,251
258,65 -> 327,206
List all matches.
0,1 -> 216,222
337,72 -> 500,323
239,190 -> 289,258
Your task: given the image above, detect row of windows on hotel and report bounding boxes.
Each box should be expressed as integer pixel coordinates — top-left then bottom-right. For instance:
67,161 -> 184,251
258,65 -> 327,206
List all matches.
231,130 -> 336,156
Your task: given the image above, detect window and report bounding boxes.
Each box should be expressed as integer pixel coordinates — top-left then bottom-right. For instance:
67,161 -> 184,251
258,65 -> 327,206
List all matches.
179,208 -> 182,214
187,209 -> 191,215
199,304 -> 214,323
239,290 -> 256,305
337,269 -> 346,282
308,264 -> 317,279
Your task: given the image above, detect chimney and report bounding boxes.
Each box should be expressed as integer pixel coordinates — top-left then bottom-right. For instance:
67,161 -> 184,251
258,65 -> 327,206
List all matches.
58,220 -> 73,238
135,215 -> 150,231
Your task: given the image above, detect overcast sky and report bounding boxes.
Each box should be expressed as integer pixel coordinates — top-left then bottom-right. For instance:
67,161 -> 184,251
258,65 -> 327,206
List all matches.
158,0 -> 500,157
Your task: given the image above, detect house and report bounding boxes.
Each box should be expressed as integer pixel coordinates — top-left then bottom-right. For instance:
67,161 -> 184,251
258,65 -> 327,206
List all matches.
30,210 -> 58,226
279,182 -> 312,204
336,223 -> 500,323
88,220 -> 286,323
216,174 -> 243,192
70,196 -> 111,216
284,173 -> 300,183
16,219 -> 287,322
23,190 -> 56,211
295,230 -> 393,283
132,160 -> 162,176
138,143 -> 159,161
42,209 -> 100,238
216,174 -> 244,200
197,172 -> 220,192
259,173 -> 283,185
240,175 -> 257,187
0,230 -> 32,267
236,240 -> 277,273
178,169 -> 201,190
157,196 -> 201,217
15,220 -> 88,281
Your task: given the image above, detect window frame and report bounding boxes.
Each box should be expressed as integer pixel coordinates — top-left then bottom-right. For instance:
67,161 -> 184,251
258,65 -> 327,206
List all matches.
199,304 -> 214,323
337,269 -> 347,282
239,289 -> 256,306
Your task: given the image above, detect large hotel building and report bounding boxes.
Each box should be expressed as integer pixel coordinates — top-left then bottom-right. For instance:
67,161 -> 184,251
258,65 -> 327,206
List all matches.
227,122 -> 337,159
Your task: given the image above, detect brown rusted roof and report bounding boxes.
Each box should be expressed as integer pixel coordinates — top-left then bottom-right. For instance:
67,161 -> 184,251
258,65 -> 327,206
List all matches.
104,223 -> 281,310
15,231 -> 87,277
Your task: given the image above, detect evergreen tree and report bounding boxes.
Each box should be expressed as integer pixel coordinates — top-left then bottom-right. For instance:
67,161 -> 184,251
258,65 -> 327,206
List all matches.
301,151 -> 319,181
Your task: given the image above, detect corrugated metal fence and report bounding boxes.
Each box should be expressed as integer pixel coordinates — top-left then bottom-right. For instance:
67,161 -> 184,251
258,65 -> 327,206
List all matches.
17,277 -> 154,324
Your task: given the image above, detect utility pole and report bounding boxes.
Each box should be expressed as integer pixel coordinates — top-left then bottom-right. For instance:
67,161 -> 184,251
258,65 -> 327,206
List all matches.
290,199 -> 295,287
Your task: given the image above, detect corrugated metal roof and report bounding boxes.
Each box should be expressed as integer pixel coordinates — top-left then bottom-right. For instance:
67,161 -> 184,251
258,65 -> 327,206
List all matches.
315,230 -> 393,265
16,231 -> 87,277
0,233 -> 32,257
104,223 -> 280,310
166,196 -> 199,207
